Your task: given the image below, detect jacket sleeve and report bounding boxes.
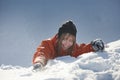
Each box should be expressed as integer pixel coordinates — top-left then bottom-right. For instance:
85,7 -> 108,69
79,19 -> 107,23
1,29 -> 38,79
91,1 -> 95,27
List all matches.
32,40 -> 55,66
72,43 -> 95,58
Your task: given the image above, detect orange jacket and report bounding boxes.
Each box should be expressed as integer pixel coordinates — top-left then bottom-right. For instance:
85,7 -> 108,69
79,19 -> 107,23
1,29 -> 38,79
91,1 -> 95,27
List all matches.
33,35 -> 94,66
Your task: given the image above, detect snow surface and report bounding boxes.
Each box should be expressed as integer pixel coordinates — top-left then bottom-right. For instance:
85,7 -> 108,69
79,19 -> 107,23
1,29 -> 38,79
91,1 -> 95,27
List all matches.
0,40 -> 120,80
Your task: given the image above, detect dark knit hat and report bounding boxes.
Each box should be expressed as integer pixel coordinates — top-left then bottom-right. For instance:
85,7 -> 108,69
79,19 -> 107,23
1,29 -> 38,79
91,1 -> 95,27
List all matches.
58,21 -> 77,38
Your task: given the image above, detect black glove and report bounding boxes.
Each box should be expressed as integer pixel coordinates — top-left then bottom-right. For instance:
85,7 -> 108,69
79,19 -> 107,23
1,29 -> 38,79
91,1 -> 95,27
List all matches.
91,39 -> 104,52
33,63 -> 43,71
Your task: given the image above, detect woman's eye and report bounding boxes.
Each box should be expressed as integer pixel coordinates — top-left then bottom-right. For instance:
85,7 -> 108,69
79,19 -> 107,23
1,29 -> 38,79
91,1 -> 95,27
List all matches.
69,39 -> 73,42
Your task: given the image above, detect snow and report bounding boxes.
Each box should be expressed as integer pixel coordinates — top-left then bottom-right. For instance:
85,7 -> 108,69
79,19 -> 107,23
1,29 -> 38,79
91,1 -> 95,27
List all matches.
0,40 -> 120,80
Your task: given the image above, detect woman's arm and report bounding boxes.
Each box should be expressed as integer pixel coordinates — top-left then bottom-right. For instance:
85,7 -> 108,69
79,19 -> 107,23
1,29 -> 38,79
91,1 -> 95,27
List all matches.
72,39 -> 104,58
72,43 -> 94,58
32,40 -> 55,70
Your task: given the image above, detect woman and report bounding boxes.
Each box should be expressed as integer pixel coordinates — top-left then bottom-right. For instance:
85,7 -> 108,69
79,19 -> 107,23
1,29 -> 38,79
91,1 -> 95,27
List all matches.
32,21 -> 104,70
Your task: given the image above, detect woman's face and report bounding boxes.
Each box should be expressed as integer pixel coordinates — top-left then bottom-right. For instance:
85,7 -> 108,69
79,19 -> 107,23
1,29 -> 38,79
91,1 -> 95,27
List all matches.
61,33 -> 75,50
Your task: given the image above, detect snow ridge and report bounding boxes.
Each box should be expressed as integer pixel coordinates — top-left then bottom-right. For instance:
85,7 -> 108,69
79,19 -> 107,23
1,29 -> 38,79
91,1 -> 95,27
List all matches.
0,40 -> 120,80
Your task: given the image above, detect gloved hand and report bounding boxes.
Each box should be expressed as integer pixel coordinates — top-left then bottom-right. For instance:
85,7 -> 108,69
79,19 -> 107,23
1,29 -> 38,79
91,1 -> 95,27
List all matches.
33,63 -> 43,71
91,39 -> 104,52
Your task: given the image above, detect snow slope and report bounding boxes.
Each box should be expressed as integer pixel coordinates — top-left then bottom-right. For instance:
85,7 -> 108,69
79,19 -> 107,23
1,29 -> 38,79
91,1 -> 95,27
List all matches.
0,40 -> 120,80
